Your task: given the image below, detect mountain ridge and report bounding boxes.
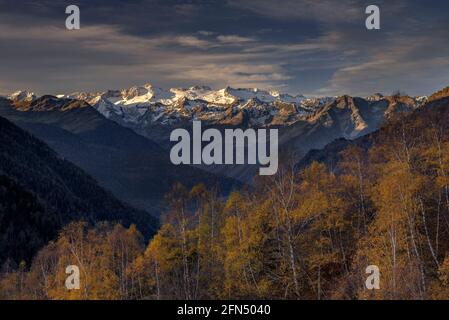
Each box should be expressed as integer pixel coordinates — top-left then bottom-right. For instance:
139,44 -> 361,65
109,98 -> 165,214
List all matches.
296,87 -> 449,171
6,85 -> 431,182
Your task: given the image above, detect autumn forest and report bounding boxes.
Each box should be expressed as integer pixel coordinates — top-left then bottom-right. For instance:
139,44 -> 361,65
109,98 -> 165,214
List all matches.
1,91 -> 449,300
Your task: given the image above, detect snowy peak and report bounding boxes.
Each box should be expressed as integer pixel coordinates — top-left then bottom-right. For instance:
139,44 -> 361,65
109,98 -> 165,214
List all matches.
11,95 -> 91,112
366,93 -> 384,101
8,90 -> 37,102
65,84 -> 309,108
219,87 -> 305,104
57,84 -> 322,126
119,84 -> 174,104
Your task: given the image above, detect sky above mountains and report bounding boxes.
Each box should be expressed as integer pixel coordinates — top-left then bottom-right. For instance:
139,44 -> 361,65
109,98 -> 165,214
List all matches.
0,0 -> 448,97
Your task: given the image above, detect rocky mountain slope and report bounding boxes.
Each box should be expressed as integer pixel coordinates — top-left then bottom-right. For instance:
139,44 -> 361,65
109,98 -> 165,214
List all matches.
297,86 -> 449,172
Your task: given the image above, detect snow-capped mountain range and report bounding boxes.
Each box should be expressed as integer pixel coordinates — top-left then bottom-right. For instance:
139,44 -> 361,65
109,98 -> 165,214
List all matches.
56,84 -> 335,127
10,83 -> 427,130
4,84 -> 432,182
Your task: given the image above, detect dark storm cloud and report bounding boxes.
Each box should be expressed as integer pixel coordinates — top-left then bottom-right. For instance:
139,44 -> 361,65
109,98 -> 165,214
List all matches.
0,0 -> 448,96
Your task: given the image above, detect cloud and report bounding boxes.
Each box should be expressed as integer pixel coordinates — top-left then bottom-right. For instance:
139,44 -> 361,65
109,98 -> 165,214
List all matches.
226,0 -> 407,24
175,35 -> 212,48
197,30 -> 216,36
0,1 -> 449,97
313,26 -> 449,96
216,35 -> 255,44
226,0 -> 361,23
0,19 -> 296,94
164,63 -> 291,86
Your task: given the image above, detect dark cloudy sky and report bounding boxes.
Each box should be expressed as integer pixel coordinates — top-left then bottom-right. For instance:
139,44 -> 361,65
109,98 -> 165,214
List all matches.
0,0 -> 448,96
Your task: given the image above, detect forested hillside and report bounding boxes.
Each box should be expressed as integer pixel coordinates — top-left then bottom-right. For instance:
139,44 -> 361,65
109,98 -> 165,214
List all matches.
2,92 -> 448,300
0,115 -> 158,266
0,175 -> 51,266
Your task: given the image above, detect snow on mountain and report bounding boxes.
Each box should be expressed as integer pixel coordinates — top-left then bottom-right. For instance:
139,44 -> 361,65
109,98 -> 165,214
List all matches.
8,90 -> 37,102
9,84 -> 426,142
3,85 -> 437,183
415,96 -> 428,106
60,84 -> 329,127
366,93 -> 384,101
